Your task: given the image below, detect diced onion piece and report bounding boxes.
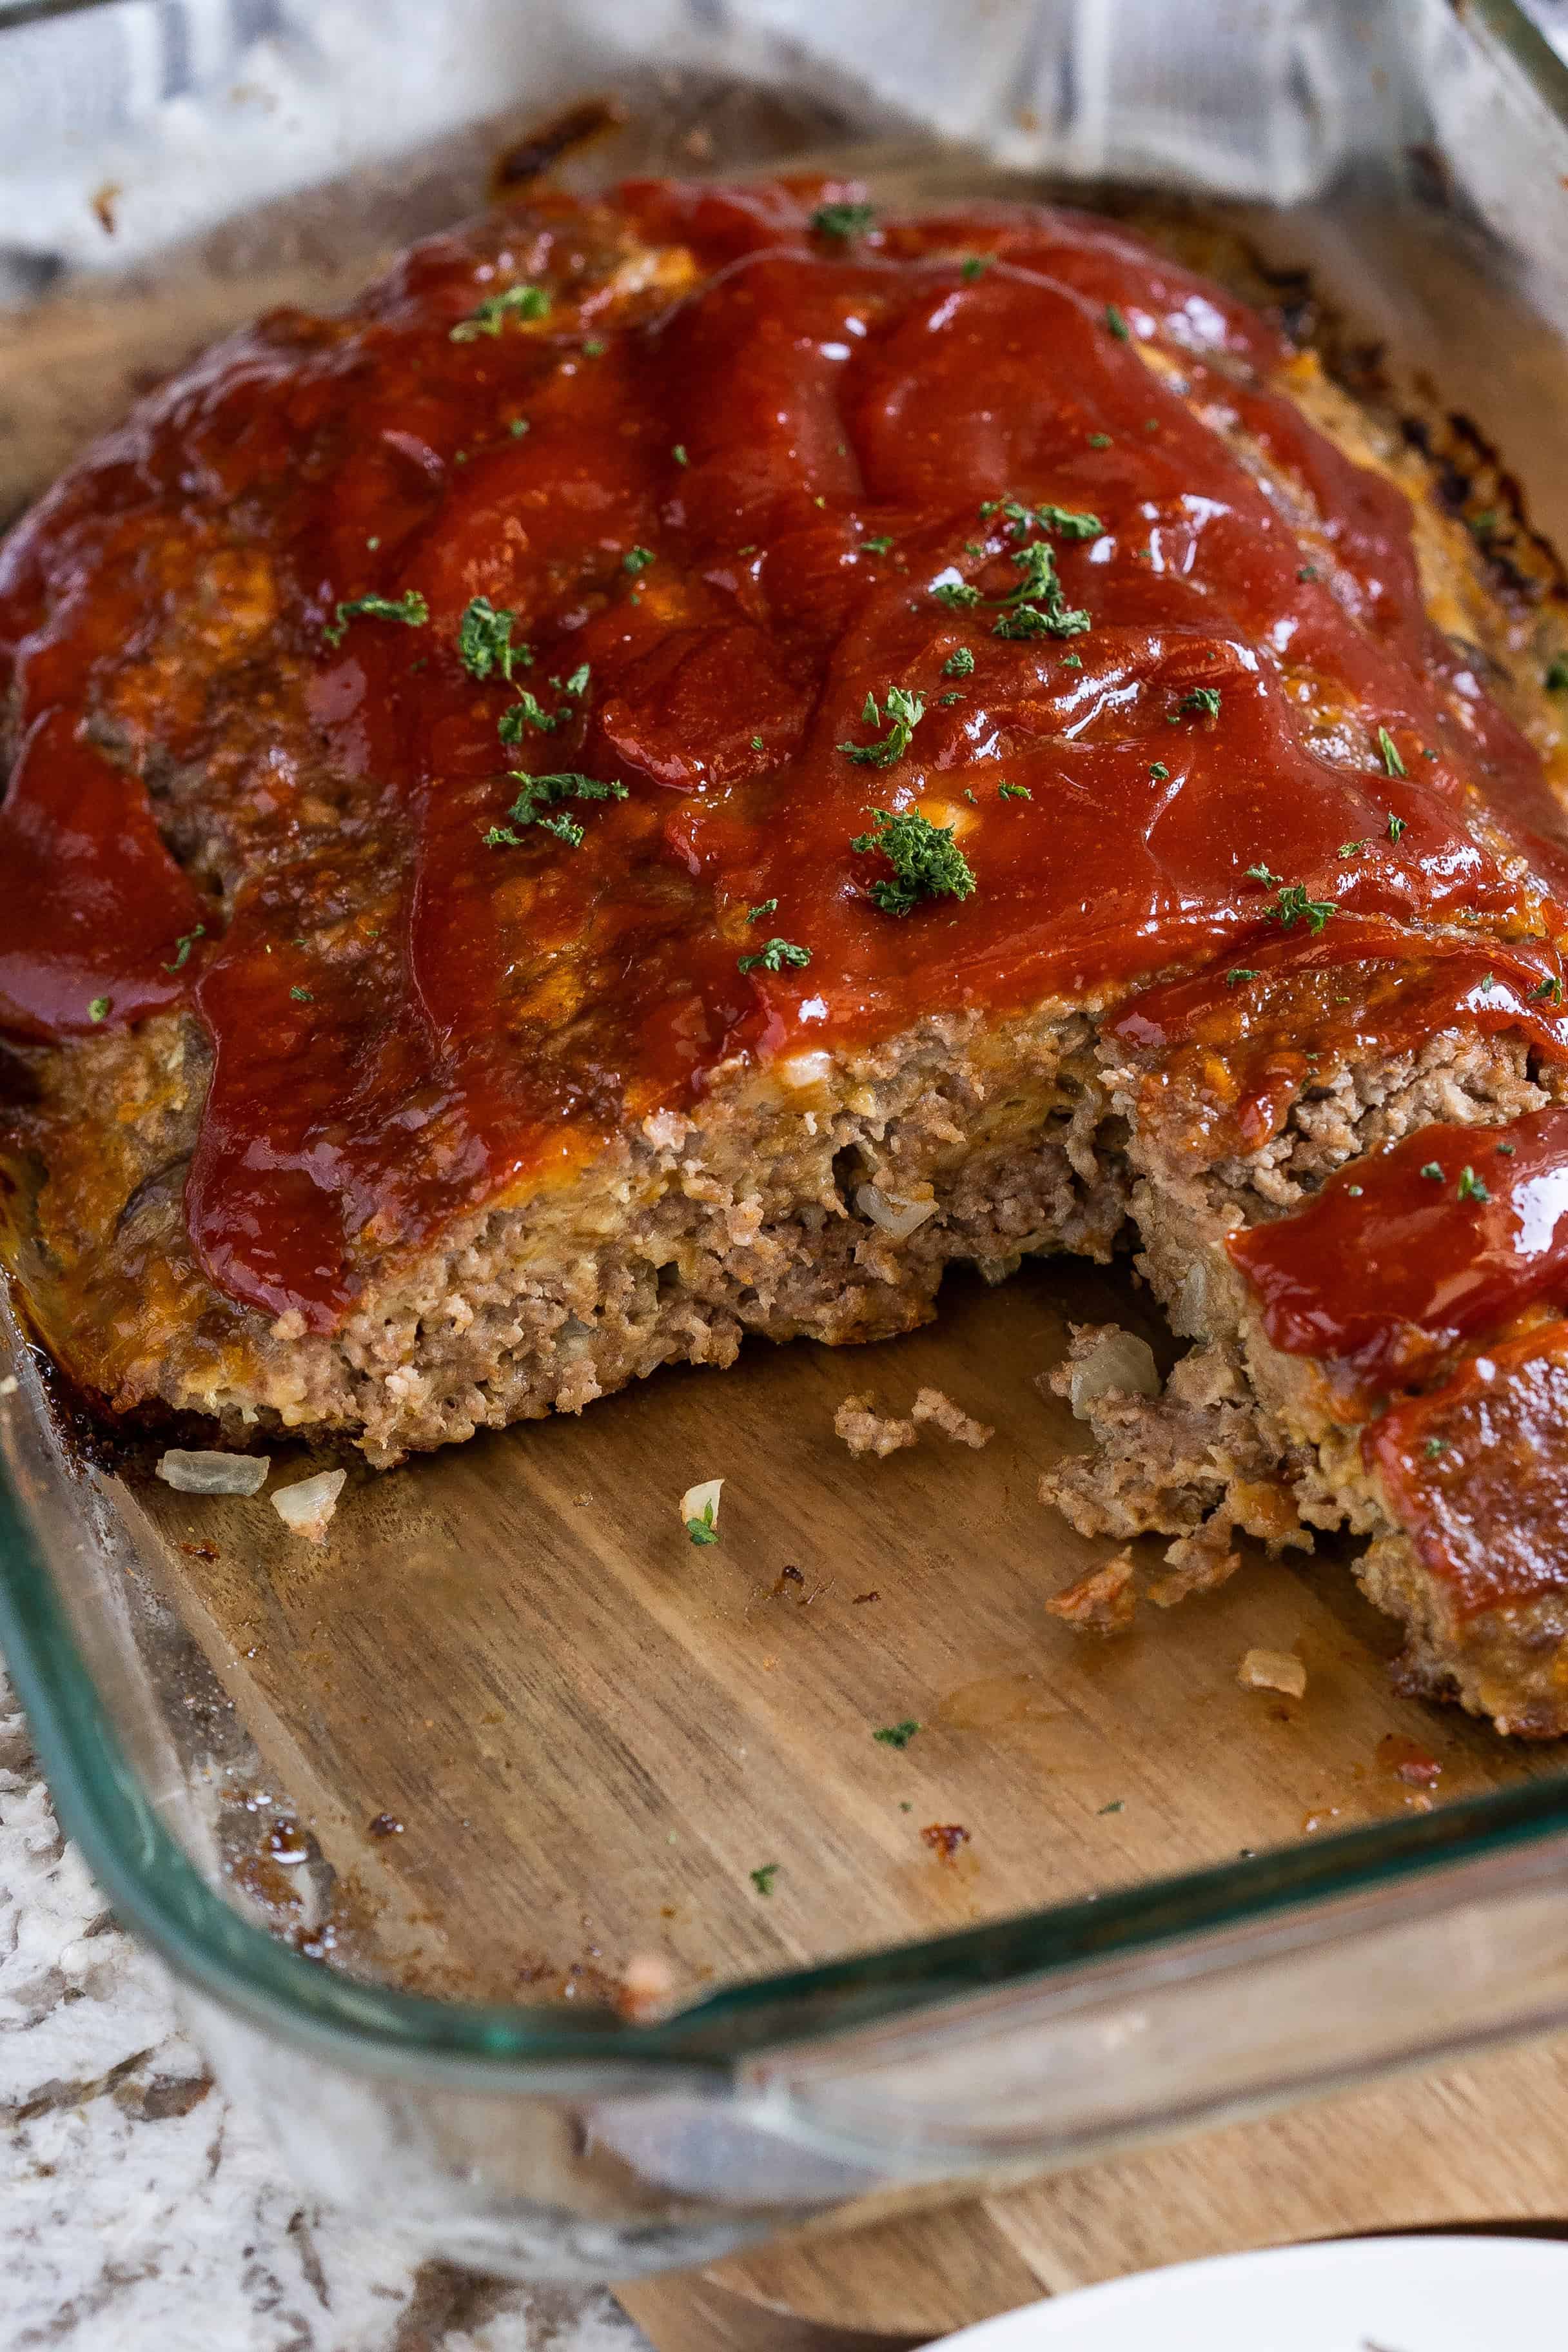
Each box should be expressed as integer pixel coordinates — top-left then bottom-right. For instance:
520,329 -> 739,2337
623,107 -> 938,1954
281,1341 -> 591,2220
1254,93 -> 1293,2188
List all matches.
1237,1647 -> 1307,1698
156,1449 -> 270,1496
856,1182 -> 938,1240
679,1476 -> 723,1539
271,1468 -> 346,1542
0,1373 -> 18,1398
1068,1331 -> 1161,1418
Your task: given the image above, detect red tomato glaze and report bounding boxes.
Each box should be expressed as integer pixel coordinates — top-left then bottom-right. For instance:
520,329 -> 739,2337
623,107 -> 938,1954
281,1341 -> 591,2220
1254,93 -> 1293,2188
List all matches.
2,177 -> 1565,1384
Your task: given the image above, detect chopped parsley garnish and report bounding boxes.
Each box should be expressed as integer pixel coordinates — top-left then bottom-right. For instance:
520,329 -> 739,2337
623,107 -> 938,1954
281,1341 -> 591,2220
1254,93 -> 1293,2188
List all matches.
873,1719 -> 921,1748
745,899 -> 778,921
1297,564 -> 1320,582
863,534 -> 895,555
558,663 -> 591,699
943,646 -> 975,678
810,201 -> 877,240
1246,862 -> 1282,886
1088,431 -> 1112,449
1498,1141 -> 1516,1155
737,937 -> 811,975
997,781 -> 1032,799
1535,974 -> 1565,1003
685,1497 -> 720,1545
1387,812 -> 1407,843
961,255 -> 992,282
1338,838 -> 1371,858
1456,1166 -> 1490,1202
88,995 -> 110,1023
938,691 -> 965,707
509,416 -> 530,436
1470,509 -> 1499,536
485,771 -> 629,850
1034,502 -> 1102,540
1149,761 -> 1170,782
1104,302 -> 1131,340
1420,1161 -> 1444,1181
1480,972 -> 1495,994
1177,685 -> 1222,720
1097,1799 -> 1124,1816
1424,1436 -> 1448,1458
582,337 -> 606,358
1547,655 -> 1568,692
750,734 -> 765,750
1377,725 -> 1406,778
458,595 -> 528,681
672,443 -> 689,466
289,985 -> 313,1003
498,689 -> 561,740
449,284 -> 549,341
623,544 -> 655,574
839,685 -> 925,767
932,578 -> 982,611
1063,653 -> 1084,668
852,805 -> 976,916
1271,883 -> 1337,932
750,1862 -> 780,1896
323,589 -> 429,649
991,540 -> 1090,640
162,923 -> 206,972
1226,968 -> 1259,986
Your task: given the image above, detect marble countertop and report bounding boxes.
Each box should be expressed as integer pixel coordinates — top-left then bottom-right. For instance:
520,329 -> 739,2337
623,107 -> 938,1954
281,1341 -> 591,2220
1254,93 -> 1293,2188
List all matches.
0,1669 -> 652,2352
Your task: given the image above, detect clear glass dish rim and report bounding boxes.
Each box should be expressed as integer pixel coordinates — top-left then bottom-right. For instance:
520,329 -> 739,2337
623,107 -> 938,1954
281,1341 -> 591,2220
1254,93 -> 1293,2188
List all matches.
3,0 -> 1568,2088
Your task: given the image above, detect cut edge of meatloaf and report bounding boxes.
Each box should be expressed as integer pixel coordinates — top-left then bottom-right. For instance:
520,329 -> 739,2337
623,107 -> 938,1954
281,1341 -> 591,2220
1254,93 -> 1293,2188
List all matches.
2,999 -> 1127,1467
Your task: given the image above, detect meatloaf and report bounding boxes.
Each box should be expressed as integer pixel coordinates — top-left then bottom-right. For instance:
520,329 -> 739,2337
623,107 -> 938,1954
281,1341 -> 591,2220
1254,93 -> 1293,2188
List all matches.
6,175 -> 1568,1734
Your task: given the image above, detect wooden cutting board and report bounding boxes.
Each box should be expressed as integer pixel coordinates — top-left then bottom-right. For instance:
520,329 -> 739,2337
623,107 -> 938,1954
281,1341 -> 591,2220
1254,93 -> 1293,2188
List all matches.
617,2032 -> 1568,2346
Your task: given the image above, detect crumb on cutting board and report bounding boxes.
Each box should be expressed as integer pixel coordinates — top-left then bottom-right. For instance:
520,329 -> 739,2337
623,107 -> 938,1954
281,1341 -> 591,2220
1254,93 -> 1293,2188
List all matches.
1237,1647 -> 1307,1698
1045,1550 -> 1138,1636
835,1393 -> 918,1456
912,1386 -> 994,1448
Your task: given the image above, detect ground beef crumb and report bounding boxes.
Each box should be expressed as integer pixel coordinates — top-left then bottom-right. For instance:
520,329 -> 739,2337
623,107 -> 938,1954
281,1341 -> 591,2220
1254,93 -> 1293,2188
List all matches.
911,1386 -> 994,1448
1237,1647 -> 1308,1698
834,1393 -> 919,1456
1045,1549 -> 1138,1636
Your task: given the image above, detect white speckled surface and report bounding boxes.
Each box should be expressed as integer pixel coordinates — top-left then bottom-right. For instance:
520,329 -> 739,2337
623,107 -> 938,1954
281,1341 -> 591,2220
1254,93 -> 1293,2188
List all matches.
0,1672 -> 652,2352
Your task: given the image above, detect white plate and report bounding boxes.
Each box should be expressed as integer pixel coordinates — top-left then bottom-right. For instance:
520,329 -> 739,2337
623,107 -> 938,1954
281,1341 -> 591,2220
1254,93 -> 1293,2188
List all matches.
934,2234 -> 1568,2350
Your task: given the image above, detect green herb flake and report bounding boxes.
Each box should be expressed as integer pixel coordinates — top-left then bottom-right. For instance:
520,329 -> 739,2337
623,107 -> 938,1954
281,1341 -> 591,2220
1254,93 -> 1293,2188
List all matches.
1480,972 -> 1495,995
672,442 -> 689,466
810,201 -> 877,241
750,1863 -> 780,1897
1034,502 -> 1102,540
1338,838 -> 1371,858
582,337 -> 607,358
161,923 -> 206,973
1104,302 -> 1131,340
997,781 -> 1032,800
839,685 -> 925,768
961,254 -> 992,282
1063,652 -> 1084,669
862,534 -> 895,556
449,283 -> 550,341
990,539 -> 1089,641
365,534 -> 380,551
1149,760 -> 1170,783
623,545 -> 656,574
1377,725 -> 1406,778
943,646 -> 975,678
1178,685 -> 1222,721
745,899 -> 778,922
485,770 -> 629,852
1088,431 -> 1113,449
498,689 -> 562,741
685,1499 -> 720,1547
738,937 -> 811,975
1097,1799 -> 1124,1816
932,578 -> 982,611
873,1719 -> 921,1749
509,416 -> 530,437
457,595 -> 527,681
1387,812 -> 1407,843
1547,655 -> 1568,692
1420,1161 -> 1444,1181
851,805 -> 976,917
1297,564 -> 1320,582
1424,1436 -> 1448,1458
749,734 -> 765,752
1226,968 -> 1259,987
938,691 -> 965,706
1246,862 -> 1282,887
1498,1141 -> 1516,1155
88,995 -> 110,1023
1470,508 -> 1500,536
289,985 -> 314,1003
1534,974 -> 1565,1003
1456,1165 -> 1490,1202
1272,882 -> 1338,934
323,589 -> 429,649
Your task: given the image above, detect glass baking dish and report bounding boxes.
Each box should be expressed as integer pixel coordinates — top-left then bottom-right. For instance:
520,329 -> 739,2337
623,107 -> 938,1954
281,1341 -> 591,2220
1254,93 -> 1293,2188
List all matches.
8,0 -> 1568,2287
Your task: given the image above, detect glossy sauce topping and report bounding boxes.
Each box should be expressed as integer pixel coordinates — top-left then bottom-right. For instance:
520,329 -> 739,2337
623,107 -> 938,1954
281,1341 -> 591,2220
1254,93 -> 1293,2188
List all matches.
3,178 -> 1567,1345
1228,1107 -> 1568,1403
